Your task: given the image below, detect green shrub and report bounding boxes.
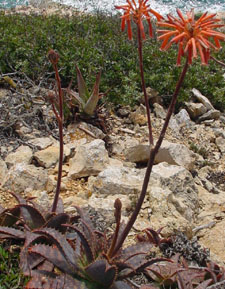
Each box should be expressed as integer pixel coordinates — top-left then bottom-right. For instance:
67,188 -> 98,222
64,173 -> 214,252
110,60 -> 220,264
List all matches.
0,11 -> 224,110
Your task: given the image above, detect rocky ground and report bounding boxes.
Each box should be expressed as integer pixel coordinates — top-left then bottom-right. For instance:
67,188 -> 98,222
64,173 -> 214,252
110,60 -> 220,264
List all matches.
0,82 -> 225,267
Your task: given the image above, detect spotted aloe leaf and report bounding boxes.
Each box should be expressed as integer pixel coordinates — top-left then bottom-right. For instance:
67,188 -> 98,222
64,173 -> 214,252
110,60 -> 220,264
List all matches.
85,259 -> 117,287
0,206 -> 20,226
25,272 -> 86,289
0,227 -> 24,239
33,227 -> 79,269
43,213 -> 70,233
111,281 -> 133,289
28,244 -> 75,276
18,204 -> 46,230
64,223 -> 95,263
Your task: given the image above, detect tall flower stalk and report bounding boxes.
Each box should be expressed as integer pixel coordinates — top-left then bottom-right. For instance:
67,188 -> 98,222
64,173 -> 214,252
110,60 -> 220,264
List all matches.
112,8 -> 225,257
115,0 -> 163,145
47,49 -> 64,213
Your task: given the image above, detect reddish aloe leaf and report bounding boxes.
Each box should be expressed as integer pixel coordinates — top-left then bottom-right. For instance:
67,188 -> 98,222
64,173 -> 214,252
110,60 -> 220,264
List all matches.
20,246 -> 44,276
83,71 -> 101,115
0,206 -> 20,226
0,226 -> 25,239
18,204 -> 45,230
119,242 -> 153,261
64,224 -> 94,263
85,259 -> 117,287
44,213 -> 69,233
141,285 -> 158,289
26,273 -> 86,289
28,244 -> 75,276
75,206 -> 94,231
111,280 -> 133,289
33,228 -> 78,269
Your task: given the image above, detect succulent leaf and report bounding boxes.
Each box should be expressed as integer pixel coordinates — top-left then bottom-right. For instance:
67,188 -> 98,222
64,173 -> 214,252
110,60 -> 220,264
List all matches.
85,259 -> 117,287
0,206 -> 20,226
83,71 -> 101,116
43,213 -> 70,233
76,65 -> 90,103
28,244 -> 75,275
18,204 -> 45,230
33,228 -> 79,269
0,226 -> 25,239
20,246 -> 44,276
64,224 -> 94,263
26,272 -> 86,289
110,280 -> 133,289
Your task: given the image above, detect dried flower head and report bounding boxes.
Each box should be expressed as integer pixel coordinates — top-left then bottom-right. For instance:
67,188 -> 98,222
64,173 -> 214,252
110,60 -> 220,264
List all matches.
115,0 -> 163,40
48,49 -> 59,65
157,9 -> 225,65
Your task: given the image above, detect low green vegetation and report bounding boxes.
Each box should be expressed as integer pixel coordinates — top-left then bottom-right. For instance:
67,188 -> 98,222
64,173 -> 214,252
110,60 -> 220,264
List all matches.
0,243 -> 29,288
0,11 -> 224,110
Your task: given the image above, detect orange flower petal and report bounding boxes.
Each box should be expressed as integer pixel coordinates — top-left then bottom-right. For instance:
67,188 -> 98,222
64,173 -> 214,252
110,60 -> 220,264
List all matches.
171,32 -> 187,43
191,38 -> 197,58
127,19 -> 133,40
196,42 -> 206,65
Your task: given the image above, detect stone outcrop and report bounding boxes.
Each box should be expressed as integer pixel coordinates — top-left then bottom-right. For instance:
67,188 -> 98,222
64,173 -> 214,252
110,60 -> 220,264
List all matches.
155,140 -> 195,170
5,145 -> 33,167
68,139 -> 109,179
2,163 -> 48,193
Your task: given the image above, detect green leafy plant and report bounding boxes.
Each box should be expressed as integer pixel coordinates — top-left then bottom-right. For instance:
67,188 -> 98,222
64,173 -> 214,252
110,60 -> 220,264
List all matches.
67,65 -> 102,116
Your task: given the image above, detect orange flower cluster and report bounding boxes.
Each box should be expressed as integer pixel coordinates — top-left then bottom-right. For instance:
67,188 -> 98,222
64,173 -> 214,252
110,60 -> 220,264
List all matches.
115,0 -> 163,40
157,9 -> 225,65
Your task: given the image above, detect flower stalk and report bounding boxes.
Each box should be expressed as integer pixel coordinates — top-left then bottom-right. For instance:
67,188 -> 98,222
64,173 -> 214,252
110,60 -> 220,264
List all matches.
137,25 -> 154,145
47,49 -> 64,213
112,57 -> 189,257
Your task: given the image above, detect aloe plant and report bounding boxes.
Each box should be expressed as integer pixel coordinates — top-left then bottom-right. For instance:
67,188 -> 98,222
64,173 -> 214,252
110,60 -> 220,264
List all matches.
26,199 -> 168,289
67,66 -> 102,116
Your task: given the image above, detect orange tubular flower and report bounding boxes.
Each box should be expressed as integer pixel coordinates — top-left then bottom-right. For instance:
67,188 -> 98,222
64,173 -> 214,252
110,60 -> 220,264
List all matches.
115,0 -> 163,40
157,9 -> 225,65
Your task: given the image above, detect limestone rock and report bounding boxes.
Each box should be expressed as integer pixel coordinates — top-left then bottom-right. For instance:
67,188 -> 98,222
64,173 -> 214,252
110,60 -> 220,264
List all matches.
88,166 -> 146,196
125,143 -> 150,163
216,136 -> 225,153
175,109 -> 191,126
34,145 -> 70,168
27,137 -> 54,150
78,122 -> 106,139
155,140 -> 195,170
0,158 -> 7,185
198,219 -> 225,266
185,102 -> 207,119
168,117 -> 180,133
191,88 -> 214,111
198,109 -> 221,122
68,139 -> 109,179
153,103 -> 166,119
130,104 -> 148,125
5,145 -> 33,167
110,135 -> 139,156
88,194 -> 131,213
2,163 -> 48,193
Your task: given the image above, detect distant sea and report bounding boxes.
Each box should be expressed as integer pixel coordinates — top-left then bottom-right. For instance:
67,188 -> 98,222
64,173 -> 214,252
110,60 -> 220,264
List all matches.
0,0 -> 225,15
